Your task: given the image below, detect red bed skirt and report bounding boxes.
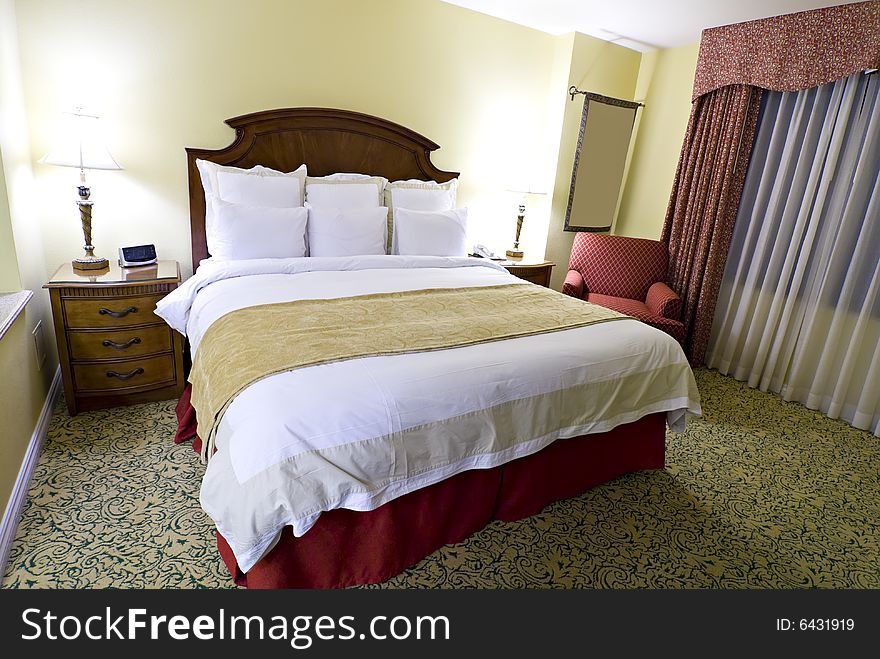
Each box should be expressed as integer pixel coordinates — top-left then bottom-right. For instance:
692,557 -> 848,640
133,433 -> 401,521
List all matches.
176,386 -> 665,588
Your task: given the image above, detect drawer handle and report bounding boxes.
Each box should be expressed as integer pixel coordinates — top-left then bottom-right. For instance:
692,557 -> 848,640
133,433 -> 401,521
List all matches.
99,306 -> 138,318
102,337 -> 142,350
106,367 -> 144,381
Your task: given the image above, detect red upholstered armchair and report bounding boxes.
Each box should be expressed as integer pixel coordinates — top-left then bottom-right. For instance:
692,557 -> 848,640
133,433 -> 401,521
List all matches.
562,233 -> 685,343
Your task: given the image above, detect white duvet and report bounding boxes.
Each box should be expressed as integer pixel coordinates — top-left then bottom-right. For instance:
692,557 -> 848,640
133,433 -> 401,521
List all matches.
156,255 -> 701,572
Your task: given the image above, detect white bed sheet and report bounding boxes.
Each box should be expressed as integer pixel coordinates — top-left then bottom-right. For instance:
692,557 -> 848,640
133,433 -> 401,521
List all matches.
156,255 -> 701,571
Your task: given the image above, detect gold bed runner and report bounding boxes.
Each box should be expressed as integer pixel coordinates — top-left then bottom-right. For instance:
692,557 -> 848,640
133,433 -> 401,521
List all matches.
190,283 -> 627,460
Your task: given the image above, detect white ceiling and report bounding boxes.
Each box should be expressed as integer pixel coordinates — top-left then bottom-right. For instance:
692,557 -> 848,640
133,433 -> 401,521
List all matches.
440,0 -> 865,51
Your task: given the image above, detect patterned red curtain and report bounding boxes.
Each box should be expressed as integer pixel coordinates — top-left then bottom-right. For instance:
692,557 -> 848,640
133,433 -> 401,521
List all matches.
662,1 -> 879,365
661,85 -> 761,364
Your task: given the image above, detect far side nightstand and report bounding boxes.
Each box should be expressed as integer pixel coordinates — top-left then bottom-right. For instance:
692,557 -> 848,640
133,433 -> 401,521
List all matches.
44,260 -> 185,416
500,257 -> 555,288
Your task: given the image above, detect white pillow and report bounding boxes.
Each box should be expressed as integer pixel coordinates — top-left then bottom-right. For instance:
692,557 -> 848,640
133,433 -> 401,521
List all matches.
209,199 -> 308,260
197,160 -> 306,201
394,207 -> 468,257
384,178 -> 458,211
196,160 -> 306,246
385,179 -> 458,253
310,173 -> 383,181
217,169 -> 303,207
305,174 -> 386,208
307,205 -> 388,257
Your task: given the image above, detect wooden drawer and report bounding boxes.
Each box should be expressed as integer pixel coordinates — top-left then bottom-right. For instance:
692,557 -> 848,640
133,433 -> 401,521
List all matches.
515,270 -> 550,286
68,324 -> 173,361
72,354 -> 176,392
506,264 -> 553,287
63,294 -> 165,329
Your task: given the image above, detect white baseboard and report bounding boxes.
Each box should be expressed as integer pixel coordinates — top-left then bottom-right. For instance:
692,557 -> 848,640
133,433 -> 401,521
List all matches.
0,365 -> 62,585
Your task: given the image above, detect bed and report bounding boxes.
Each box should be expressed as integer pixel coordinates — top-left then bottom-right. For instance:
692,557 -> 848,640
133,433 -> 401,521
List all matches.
162,107 -> 701,588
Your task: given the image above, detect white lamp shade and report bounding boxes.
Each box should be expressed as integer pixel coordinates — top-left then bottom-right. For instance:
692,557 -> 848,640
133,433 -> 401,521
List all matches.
506,186 -> 548,196
505,178 -> 548,196
41,112 -> 122,170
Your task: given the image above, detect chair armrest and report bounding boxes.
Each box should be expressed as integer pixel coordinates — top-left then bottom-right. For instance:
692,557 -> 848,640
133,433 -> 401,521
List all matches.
646,282 -> 682,319
562,270 -> 586,298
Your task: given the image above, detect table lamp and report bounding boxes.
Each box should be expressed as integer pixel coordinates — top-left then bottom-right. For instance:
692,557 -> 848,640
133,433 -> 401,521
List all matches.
41,109 -> 122,270
505,184 -> 547,259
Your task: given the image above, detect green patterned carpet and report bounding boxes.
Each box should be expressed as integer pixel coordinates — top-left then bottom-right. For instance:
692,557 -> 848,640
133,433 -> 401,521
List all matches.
3,368 -> 878,588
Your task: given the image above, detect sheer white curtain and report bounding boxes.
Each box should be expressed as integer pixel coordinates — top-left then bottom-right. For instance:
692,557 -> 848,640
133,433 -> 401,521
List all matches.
707,72 -> 880,436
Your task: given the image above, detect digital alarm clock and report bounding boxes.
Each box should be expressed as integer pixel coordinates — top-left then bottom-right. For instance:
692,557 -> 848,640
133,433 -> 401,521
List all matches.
118,244 -> 158,267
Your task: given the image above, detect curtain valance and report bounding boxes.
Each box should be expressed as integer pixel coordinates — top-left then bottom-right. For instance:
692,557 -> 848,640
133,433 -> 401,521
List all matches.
692,1 -> 880,101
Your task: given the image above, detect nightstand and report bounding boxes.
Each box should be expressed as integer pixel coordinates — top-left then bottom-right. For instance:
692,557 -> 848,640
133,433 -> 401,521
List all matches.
44,260 -> 185,415
499,257 -> 555,288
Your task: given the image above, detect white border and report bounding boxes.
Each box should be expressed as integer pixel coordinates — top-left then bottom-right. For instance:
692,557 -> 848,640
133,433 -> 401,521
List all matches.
0,365 -> 61,584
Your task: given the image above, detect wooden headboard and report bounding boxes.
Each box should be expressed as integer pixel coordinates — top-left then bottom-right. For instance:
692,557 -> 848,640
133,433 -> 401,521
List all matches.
185,107 -> 460,270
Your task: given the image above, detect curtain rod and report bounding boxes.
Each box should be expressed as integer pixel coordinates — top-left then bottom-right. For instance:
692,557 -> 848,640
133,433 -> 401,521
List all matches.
569,86 -> 645,107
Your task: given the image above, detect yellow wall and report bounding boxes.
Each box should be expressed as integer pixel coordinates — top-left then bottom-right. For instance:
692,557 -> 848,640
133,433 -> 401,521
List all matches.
0,0 -> 58,508
0,149 -> 21,290
1,0 -> 56,516
0,310 -> 52,513
543,33 -> 641,290
14,0 -> 584,275
614,42 -> 699,240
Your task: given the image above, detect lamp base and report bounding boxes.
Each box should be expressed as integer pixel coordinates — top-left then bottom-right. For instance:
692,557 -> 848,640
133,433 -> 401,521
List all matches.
72,255 -> 109,271
505,248 -> 524,259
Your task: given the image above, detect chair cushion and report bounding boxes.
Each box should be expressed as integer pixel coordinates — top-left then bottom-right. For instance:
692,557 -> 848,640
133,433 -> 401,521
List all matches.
569,234 -> 668,301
